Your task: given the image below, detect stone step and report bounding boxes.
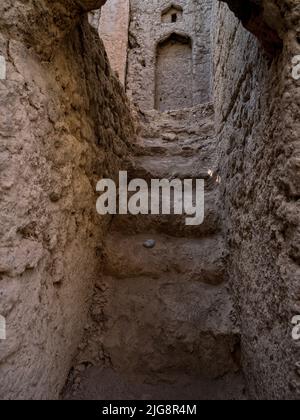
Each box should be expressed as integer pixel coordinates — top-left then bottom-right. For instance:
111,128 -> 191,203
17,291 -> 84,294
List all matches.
140,122 -> 215,142
97,278 -> 240,382
103,233 -> 227,285
111,189 -> 221,238
129,155 -> 218,184
135,134 -> 216,158
65,367 -> 247,400
136,138 -> 196,157
139,103 -> 215,140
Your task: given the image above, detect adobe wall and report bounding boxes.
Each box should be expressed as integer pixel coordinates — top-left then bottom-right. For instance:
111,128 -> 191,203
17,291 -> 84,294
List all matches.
0,0 -> 135,400
213,0 -> 300,399
99,0 -> 130,85
127,0 -> 213,111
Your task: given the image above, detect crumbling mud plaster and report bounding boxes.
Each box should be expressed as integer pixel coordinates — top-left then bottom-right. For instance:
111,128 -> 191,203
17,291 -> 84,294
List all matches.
0,0 -> 135,400
99,0 -> 130,85
1,0 -> 300,402
127,0 -> 213,110
213,0 -> 300,400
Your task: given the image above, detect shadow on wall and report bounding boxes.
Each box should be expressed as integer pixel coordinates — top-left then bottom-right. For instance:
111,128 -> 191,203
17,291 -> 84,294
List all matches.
155,32 -> 193,112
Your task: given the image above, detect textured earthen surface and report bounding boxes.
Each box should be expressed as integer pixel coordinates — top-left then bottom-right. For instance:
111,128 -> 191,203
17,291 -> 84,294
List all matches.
99,0 -> 130,85
64,367 -> 246,400
213,0 -> 300,400
219,0 -> 283,53
155,34 -> 193,111
0,0 -> 135,400
68,103 -> 242,397
1,0 -> 300,401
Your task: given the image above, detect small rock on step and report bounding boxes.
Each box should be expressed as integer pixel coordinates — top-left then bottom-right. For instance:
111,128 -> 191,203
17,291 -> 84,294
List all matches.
162,133 -> 177,141
143,239 -> 156,249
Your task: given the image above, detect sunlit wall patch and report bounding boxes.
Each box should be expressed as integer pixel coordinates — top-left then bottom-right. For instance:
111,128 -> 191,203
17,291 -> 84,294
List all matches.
0,315 -> 6,340
292,55 -> 300,80
0,55 -> 6,80
292,315 -> 300,341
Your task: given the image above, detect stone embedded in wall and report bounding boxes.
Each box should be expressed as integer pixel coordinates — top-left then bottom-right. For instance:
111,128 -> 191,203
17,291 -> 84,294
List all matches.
99,0 -> 130,85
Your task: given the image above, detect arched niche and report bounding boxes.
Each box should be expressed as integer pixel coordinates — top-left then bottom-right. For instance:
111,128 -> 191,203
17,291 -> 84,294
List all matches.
155,33 -> 193,112
161,4 -> 183,24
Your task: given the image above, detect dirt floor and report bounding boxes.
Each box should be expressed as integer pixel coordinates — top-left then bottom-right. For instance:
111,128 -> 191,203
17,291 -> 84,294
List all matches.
63,367 -> 247,400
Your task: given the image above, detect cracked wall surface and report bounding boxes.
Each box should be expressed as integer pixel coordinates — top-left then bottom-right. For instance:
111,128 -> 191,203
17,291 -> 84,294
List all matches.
213,0 -> 300,400
98,0 -> 130,85
0,0 -> 135,400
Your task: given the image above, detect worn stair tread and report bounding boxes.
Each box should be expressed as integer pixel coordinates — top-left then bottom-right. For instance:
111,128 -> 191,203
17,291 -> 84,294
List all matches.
111,188 -> 221,238
136,136 -> 216,158
137,138 -> 196,157
64,368 -> 247,401
131,155 -> 217,181
103,233 -> 227,285
89,279 -> 240,381
101,277 -> 236,333
139,103 -> 215,138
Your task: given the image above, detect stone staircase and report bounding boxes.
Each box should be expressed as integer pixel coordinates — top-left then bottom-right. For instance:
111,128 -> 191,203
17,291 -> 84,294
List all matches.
65,104 -> 246,399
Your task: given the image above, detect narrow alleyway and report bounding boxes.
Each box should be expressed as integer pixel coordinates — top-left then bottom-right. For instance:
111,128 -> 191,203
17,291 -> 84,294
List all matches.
1,0 -> 299,401
64,104 -> 246,400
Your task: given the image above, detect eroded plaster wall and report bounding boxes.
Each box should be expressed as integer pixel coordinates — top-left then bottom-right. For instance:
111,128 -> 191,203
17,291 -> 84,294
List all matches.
0,0 -> 135,400
213,0 -> 300,399
127,0 -> 213,111
98,0 -> 130,85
